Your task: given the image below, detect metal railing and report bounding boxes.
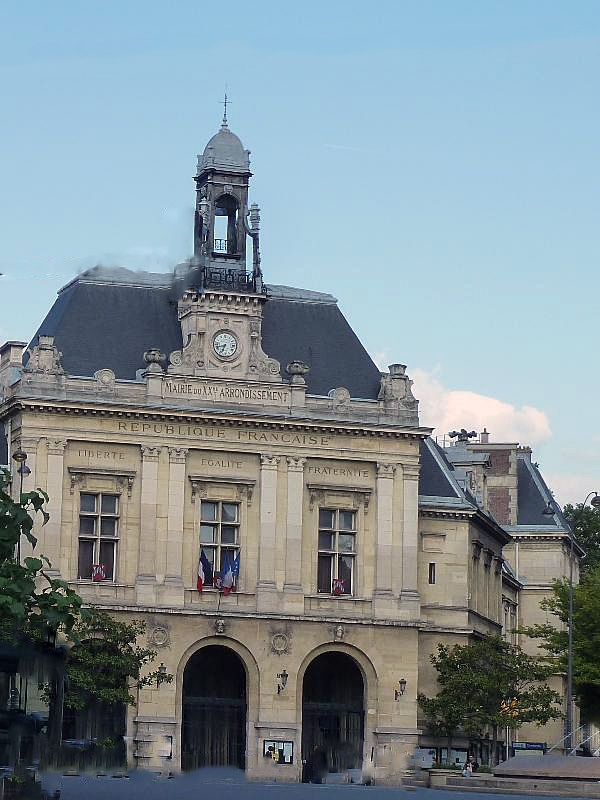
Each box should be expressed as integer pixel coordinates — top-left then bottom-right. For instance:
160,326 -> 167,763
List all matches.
201,267 -> 266,295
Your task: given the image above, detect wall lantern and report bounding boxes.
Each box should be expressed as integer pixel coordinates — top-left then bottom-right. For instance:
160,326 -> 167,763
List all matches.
277,669 -> 288,694
395,678 -> 407,700
156,662 -> 167,687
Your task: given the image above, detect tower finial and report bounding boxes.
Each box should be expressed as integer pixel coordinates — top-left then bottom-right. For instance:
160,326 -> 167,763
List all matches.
222,89 -> 229,127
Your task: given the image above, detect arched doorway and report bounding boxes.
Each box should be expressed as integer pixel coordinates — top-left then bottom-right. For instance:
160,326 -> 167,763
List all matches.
182,645 -> 246,771
302,651 -> 364,782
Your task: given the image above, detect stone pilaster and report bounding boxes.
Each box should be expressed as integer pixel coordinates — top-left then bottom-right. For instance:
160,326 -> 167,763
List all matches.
283,456 -> 305,612
43,439 -> 67,576
160,447 -> 188,607
136,447 -> 161,605
257,454 -> 280,612
15,437 -> 40,563
373,463 -> 396,618
400,463 -> 420,617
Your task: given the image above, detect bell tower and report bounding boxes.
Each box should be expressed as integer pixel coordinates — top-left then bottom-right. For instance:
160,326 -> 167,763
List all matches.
193,103 -> 261,288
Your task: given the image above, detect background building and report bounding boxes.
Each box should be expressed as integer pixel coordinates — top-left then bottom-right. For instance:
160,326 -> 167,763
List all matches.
0,120 -> 574,781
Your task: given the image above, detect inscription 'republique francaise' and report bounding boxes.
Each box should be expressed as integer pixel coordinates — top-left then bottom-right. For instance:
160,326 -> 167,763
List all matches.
163,380 -> 290,405
115,421 -> 330,446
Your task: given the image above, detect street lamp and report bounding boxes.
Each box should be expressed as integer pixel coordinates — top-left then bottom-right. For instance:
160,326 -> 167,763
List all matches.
11,449 -> 30,563
543,491 -> 600,754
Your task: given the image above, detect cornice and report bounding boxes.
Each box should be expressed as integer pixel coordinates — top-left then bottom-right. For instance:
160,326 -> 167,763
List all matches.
3,398 -> 431,441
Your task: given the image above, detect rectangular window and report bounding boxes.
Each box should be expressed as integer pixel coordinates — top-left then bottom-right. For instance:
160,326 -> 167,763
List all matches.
428,562 -> 436,584
199,500 -> 240,580
77,493 -> 119,581
317,508 -> 356,595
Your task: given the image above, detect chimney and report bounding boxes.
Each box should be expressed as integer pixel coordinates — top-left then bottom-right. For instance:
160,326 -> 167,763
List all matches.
480,428 -> 490,444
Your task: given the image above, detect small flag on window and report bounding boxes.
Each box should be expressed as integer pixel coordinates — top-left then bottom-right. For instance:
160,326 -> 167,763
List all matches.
222,552 -> 240,596
92,564 -> 106,582
197,549 -> 213,592
332,577 -> 345,595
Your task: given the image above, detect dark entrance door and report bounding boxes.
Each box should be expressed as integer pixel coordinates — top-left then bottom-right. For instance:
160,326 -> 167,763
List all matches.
182,645 -> 246,771
302,651 -> 364,781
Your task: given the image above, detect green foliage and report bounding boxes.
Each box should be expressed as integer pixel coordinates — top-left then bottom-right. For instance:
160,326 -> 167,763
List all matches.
523,566 -> 600,722
64,608 -> 172,710
418,635 -> 562,762
0,468 -> 82,643
564,503 -> 600,575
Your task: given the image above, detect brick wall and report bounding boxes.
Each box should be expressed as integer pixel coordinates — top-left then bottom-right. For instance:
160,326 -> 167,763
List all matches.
488,487 -> 510,524
488,449 -> 511,476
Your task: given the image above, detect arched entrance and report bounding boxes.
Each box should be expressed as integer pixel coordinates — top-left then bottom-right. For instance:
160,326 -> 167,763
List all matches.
302,651 -> 364,782
182,645 -> 246,771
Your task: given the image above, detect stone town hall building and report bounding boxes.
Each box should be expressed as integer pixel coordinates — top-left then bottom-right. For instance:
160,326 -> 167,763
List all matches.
0,118 -> 572,781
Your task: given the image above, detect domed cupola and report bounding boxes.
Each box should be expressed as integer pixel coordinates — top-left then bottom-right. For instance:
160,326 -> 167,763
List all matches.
192,101 -> 262,293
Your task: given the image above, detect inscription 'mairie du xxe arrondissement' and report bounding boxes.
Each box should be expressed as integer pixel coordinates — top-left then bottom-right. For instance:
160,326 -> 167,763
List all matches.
163,380 -> 290,405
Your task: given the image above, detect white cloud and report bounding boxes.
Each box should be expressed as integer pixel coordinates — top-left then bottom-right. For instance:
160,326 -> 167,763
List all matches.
411,368 -> 552,446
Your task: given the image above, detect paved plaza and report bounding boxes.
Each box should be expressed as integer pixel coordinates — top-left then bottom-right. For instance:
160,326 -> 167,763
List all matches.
38,768 -> 590,800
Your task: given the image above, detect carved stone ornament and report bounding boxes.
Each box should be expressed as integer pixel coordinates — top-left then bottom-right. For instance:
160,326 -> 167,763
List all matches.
270,627 -> 292,656
143,348 -> 166,374
328,387 -> 351,409
333,625 -> 345,642
94,368 -> 116,390
148,624 -> 171,648
23,336 -> 64,375
214,618 -> 227,635
378,364 -> 418,411
286,361 -> 310,385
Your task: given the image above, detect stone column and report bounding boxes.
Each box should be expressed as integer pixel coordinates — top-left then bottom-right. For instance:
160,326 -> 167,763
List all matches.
373,463 -> 396,618
400,463 -> 420,616
161,447 -> 187,607
136,447 -> 161,605
257,454 -> 280,612
43,439 -> 67,576
283,456 -> 305,612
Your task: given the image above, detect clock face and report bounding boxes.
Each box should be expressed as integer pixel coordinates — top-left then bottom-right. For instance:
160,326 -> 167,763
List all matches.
213,331 -> 238,358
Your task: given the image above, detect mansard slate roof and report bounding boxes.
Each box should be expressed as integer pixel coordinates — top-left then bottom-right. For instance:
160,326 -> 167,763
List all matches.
515,455 -> 570,530
28,267 -> 383,400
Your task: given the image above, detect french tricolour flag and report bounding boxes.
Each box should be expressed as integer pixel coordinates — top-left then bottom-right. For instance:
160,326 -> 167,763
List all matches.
197,549 -> 213,592
221,552 -> 240,596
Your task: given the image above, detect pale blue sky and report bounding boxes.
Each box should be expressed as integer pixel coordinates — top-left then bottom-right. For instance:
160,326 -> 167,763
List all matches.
1,1 -> 598,503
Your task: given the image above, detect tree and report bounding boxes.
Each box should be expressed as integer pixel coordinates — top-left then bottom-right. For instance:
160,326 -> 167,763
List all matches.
418,636 -> 562,765
523,566 -> 600,723
0,468 -> 82,643
563,503 -> 600,575
64,608 -> 171,714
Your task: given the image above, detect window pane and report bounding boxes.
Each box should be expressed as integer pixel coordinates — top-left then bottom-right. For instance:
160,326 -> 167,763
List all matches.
221,525 -> 237,545
318,531 -> 334,550
203,547 -> 216,570
79,516 -> 96,536
338,533 -> 355,552
317,554 -> 332,593
99,541 -> 115,581
101,495 -> 118,514
319,509 -> 335,529
201,501 -> 218,521
339,511 -> 355,531
221,503 -> 238,523
200,524 -> 217,543
77,540 -> 94,579
100,518 -> 117,537
80,494 -> 96,513
338,555 -> 353,594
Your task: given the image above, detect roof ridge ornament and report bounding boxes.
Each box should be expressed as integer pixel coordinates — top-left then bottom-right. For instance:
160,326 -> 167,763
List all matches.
222,90 -> 229,128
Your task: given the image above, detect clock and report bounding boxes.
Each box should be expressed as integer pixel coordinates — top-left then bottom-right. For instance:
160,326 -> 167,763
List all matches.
213,331 -> 238,358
